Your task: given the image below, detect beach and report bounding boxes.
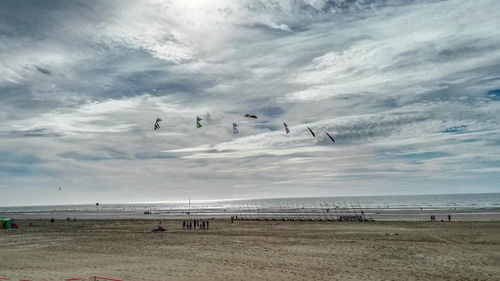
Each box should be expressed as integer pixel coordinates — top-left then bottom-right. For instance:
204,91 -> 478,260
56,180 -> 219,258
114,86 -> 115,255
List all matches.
1,219 -> 499,281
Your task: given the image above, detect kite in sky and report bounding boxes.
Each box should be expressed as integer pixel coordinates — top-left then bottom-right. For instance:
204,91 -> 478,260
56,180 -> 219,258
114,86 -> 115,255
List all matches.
307,127 -> 316,137
233,123 -> 239,134
196,116 -> 202,128
325,132 -> 335,143
283,122 -> 290,134
154,117 -> 162,130
244,114 -> 258,119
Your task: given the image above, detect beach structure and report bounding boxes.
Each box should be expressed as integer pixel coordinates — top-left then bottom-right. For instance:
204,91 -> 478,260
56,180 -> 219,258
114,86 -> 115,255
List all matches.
232,201 -> 369,222
138,199 -> 371,222
0,218 -> 16,229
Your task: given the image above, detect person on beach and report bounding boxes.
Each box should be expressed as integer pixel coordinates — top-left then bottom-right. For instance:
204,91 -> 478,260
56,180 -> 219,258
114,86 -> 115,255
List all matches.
448,214 -> 451,222
153,221 -> 165,232
206,220 -> 209,229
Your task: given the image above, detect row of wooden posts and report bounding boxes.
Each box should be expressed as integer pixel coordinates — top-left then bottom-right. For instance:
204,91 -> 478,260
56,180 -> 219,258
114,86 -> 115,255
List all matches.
146,202 -> 372,222
232,203 -> 368,222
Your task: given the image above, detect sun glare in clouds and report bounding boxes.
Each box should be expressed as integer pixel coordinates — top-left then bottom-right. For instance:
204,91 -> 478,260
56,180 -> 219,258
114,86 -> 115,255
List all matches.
0,0 -> 499,205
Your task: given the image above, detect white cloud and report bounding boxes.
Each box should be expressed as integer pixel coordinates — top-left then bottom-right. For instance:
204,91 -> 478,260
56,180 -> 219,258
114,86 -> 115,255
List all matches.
1,0 -> 500,204
287,0 -> 500,101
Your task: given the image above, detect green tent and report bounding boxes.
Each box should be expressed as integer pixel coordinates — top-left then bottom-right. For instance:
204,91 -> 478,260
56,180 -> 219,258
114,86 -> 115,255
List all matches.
0,218 -> 15,229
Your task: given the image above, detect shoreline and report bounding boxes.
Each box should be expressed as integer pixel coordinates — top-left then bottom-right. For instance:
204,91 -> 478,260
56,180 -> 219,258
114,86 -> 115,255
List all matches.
2,207 -> 500,221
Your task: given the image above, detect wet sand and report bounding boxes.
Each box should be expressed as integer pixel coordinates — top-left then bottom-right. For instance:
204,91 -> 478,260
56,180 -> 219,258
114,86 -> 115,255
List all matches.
3,207 -> 500,221
1,219 -> 499,281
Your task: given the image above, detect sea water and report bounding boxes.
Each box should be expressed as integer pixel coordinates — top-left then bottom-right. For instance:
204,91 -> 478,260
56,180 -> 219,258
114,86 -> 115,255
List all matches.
1,193 -> 499,214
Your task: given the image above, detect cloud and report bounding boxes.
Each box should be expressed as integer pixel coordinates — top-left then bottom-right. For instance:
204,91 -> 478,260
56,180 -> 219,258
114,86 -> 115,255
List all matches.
0,0 -> 499,205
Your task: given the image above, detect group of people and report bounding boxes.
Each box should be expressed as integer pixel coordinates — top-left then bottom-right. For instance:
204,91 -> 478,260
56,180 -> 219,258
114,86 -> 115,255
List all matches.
152,219 -> 211,232
183,219 -> 209,230
430,214 -> 451,222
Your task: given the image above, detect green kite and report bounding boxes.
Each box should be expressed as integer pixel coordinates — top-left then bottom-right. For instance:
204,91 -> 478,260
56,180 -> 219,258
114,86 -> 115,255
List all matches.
196,116 -> 202,128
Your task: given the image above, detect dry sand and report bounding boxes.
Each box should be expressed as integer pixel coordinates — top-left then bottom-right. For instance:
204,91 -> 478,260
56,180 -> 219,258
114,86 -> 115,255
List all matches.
1,219 -> 499,281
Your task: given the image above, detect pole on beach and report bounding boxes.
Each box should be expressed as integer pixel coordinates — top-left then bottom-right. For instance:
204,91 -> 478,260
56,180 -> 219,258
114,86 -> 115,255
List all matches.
290,202 -> 295,221
333,201 -> 340,221
351,202 -> 358,218
345,201 -> 352,220
320,202 -> 327,221
328,202 -> 334,221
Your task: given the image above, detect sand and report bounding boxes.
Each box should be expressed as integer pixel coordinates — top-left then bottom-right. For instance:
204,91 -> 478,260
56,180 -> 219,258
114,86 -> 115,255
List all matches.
1,219 -> 499,281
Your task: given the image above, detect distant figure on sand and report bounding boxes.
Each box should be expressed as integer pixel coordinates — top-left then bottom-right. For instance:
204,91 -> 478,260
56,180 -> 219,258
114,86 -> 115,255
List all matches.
448,214 -> 451,222
153,221 -> 165,232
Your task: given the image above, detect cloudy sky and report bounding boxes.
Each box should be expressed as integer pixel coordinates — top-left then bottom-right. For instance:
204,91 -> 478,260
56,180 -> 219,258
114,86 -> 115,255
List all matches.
1,0 -> 499,206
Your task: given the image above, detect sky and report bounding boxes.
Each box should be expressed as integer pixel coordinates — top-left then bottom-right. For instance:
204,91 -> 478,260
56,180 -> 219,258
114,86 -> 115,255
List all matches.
1,0 -> 499,206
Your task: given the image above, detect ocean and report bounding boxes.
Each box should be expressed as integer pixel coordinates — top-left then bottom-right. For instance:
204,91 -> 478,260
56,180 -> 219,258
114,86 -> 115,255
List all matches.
1,193 -> 499,214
